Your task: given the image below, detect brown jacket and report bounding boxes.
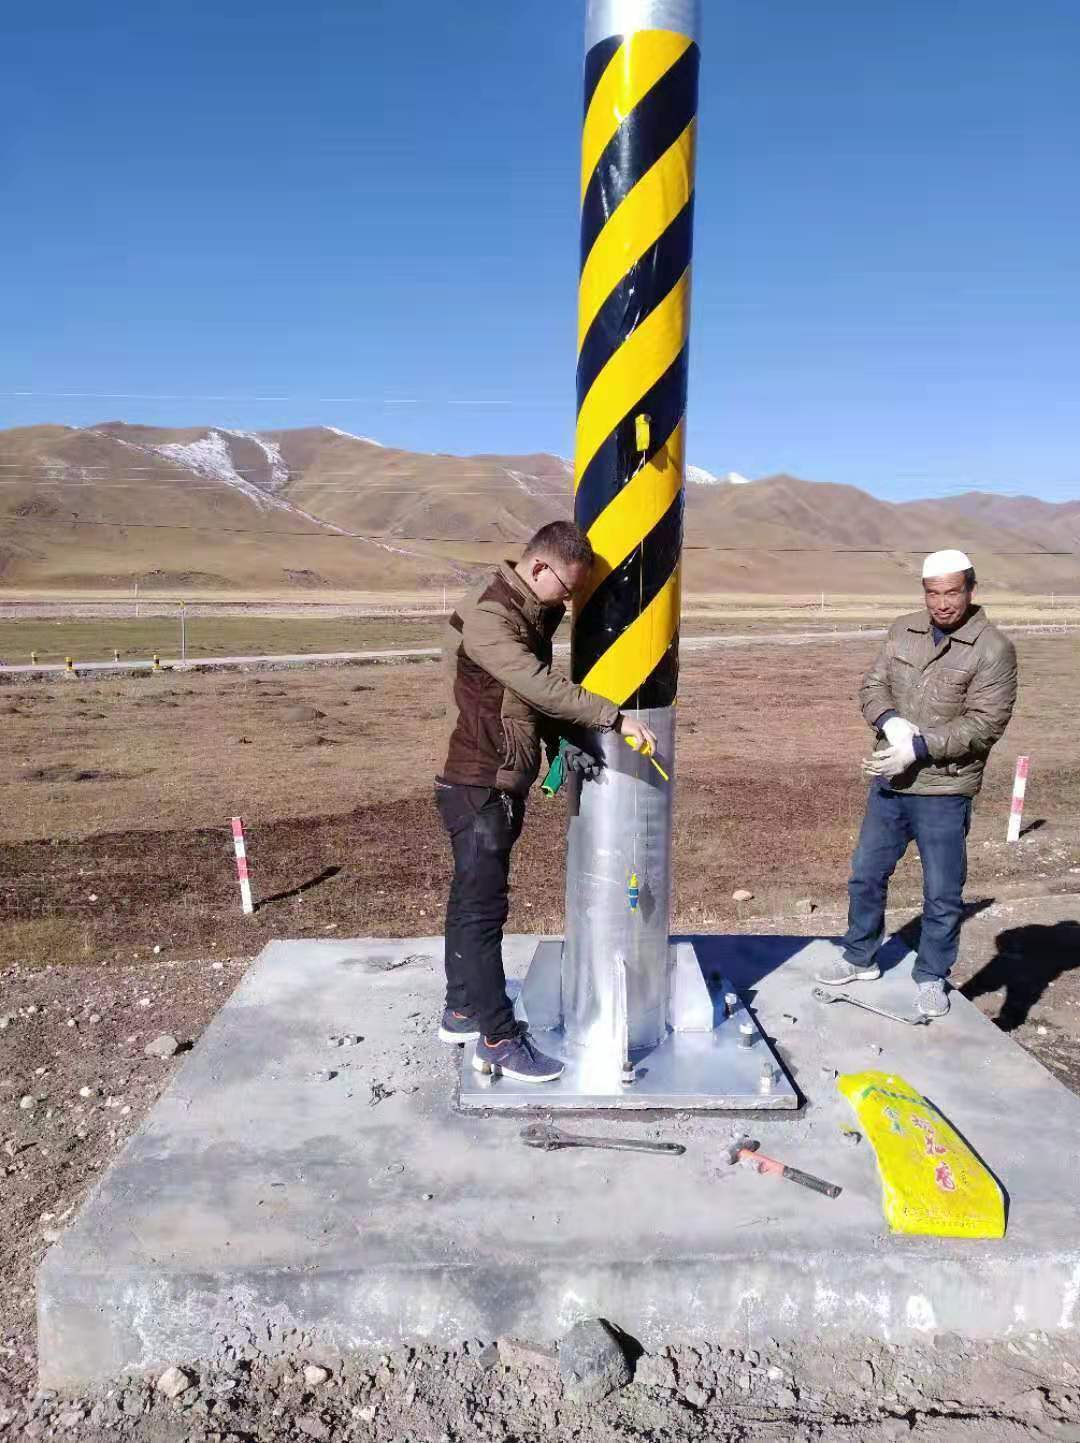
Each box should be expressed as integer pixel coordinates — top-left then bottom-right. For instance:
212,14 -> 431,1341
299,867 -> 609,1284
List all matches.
439,561 -> 620,796
860,606 -> 1017,796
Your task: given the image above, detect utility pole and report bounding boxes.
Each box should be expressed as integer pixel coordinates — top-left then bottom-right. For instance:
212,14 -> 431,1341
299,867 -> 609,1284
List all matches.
562,0 -> 700,1055
179,600 -> 187,661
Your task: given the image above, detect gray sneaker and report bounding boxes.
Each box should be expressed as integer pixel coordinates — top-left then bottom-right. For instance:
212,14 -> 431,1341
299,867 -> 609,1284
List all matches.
815,955 -> 882,987
916,980 -> 950,1018
473,1032 -> 564,1083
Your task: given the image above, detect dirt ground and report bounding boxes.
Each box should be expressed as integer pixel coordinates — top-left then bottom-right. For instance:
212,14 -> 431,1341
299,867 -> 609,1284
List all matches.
2,630 -> 1079,1439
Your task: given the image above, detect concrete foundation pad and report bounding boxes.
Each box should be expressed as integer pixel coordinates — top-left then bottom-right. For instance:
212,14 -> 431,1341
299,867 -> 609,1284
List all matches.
38,934 -> 1080,1388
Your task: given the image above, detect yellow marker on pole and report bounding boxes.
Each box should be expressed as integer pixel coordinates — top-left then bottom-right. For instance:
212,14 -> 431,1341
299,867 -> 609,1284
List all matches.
65,656 -> 74,672
153,653 -> 161,671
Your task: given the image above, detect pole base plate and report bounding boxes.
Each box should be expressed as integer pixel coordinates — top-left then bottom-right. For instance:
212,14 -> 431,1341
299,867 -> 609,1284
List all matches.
456,939 -> 799,1113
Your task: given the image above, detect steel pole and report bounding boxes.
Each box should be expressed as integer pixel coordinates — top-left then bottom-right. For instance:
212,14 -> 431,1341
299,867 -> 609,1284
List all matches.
563,0 -> 700,1054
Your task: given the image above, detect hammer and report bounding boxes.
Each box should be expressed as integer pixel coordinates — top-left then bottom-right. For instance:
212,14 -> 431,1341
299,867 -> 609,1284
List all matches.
725,1135 -> 842,1200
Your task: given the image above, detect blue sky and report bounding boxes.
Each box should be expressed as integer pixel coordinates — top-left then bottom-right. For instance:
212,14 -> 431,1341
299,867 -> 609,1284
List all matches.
2,0 -> 1078,502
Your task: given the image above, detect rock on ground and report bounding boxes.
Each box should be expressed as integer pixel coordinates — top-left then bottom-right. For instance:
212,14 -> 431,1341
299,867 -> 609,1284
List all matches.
559,1319 -> 632,1406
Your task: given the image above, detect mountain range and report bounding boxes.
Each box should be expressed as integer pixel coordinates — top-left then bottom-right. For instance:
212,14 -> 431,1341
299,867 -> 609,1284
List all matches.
0,422 -> 1077,595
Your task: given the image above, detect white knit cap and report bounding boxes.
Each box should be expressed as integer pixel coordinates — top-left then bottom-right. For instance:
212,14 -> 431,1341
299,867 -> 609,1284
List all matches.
922,549 -> 973,580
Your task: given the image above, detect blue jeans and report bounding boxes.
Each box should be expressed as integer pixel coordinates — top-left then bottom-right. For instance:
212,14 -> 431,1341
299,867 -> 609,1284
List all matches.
843,781 -> 972,983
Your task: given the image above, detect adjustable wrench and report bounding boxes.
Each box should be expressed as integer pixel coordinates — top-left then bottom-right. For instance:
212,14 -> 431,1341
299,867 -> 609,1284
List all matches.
520,1123 -> 685,1156
812,986 -> 930,1027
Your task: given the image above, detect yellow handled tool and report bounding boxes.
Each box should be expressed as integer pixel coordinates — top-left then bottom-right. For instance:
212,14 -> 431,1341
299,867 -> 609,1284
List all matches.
623,735 -> 669,782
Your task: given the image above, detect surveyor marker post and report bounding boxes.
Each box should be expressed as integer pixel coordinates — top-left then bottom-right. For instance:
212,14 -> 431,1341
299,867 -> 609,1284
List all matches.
231,817 -> 254,915
1006,756 -> 1030,844
563,0 -> 700,1052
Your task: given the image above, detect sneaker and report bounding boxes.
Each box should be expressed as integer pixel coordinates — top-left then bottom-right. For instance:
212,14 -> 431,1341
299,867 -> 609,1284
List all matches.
438,1008 -> 480,1044
916,980 -> 950,1018
815,954 -> 882,987
472,1033 -> 565,1083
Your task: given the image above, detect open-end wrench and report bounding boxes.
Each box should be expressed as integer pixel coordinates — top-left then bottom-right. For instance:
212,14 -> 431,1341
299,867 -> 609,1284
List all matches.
812,986 -> 930,1026
520,1123 -> 685,1156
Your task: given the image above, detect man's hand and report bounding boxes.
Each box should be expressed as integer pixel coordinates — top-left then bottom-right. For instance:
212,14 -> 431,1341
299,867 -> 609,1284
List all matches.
617,715 -> 659,757
562,742 -> 603,780
863,734 -> 918,779
881,716 -> 920,748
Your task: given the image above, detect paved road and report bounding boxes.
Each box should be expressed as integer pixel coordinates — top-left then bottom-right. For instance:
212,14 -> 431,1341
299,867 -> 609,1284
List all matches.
1,622 -> 1075,677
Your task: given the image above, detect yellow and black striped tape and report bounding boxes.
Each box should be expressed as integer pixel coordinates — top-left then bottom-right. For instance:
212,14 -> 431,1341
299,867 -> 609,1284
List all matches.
572,28 -> 699,710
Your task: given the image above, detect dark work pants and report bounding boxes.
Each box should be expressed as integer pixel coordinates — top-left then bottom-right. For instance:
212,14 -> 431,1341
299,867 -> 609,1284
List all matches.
435,781 -> 525,1042
843,781 -> 973,983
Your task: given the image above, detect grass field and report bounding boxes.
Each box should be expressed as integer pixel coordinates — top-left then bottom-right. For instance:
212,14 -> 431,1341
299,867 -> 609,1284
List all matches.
1,629 -> 1077,972
1,590 -> 1077,665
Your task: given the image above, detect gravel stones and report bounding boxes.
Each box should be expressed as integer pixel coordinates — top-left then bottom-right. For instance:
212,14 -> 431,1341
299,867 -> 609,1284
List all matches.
143,1034 -> 180,1059
155,1365 -> 194,1399
303,1364 -> 330,1386
559,1319 -> 632,1406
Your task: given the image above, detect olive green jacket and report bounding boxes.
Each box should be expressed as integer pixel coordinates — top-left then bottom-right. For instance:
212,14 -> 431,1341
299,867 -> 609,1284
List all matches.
439,561 -> 620,796
860,607 -> 1017,796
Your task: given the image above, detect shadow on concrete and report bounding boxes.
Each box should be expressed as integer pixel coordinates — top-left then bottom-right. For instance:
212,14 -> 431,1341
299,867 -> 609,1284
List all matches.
876,897 -> 997,975
960,918 -> 1080,1032
256,865 -> 342,910
678,933 -> 820,991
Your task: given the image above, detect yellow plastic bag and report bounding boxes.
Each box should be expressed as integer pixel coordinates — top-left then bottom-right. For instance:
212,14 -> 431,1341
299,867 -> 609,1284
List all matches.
837,1070 -> 1005,1239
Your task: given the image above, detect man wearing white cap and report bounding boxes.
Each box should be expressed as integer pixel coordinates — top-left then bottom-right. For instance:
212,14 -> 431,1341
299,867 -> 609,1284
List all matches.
817,551 -> 1017,1016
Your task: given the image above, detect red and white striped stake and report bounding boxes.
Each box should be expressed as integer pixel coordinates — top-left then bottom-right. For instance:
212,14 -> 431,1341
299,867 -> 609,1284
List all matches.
231,817 -> 254,914
1006,756 -> 1030,844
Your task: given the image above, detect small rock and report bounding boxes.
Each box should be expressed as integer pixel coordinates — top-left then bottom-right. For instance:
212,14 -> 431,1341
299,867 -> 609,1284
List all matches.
559,1319 -> 632,1406
498,1338 -> 558,1373
57,1406 -> 86,1428
732,889 -> 754,903
156,1366 -> 194,1400
634,1354 -> 677,1390
0,1016 -> 13,1030
79,1086 -> 99,1099
19,1095 -> 35,1111
794,899 -> 816,916
476,1342 -> 500,1370
303,1365 -> 330,1386
120,1392 -> 144,1417
152,945 -> 161,955
355,1404 -> 376,1422
767,1365 -> 784,1382
297,1414 -> 331,1440
737,1373 -> 752,1391
682,1382 -> 710,1408
144,1035 -> 180,1059
776,1385 -> 799,1408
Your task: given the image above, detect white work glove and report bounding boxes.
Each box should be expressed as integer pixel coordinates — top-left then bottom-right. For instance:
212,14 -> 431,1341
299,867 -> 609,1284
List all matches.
862,734 -> 918,779
881,716 -> 919,748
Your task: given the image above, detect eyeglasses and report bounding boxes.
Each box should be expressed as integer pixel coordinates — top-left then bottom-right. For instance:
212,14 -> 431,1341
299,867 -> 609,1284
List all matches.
543,561 -> 574,598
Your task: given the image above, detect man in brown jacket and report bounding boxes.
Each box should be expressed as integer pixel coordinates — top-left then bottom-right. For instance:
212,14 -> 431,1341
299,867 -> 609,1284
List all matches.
435,521 -> 658,1082
817,550 -> 1017,1017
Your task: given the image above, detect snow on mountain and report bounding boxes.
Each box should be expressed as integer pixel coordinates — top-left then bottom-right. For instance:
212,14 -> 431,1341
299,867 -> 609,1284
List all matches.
152,432 -> 292,514
323,426 -> 384,447
686,464 -> 721,485
724,471 -> 753,485
224,429 -> 290,491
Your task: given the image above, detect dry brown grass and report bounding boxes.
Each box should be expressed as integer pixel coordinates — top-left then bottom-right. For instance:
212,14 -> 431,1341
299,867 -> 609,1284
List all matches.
1,633 -> 1077,968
